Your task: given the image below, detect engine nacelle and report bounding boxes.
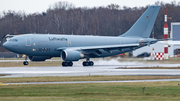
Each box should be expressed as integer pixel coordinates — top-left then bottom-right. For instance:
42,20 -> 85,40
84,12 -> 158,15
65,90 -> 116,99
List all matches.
29,56 -> 51,61
61,50 -> 84,61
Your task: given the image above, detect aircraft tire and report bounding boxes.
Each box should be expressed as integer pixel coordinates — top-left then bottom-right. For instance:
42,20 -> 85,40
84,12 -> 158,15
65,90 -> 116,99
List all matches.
83,61 -> 94,66
83,62 -> 88,66
62,62 -> 73,67
68,62 -> 73,66
89,61 -> 94,66
23,61 -> 28,65
62,62 -> 68,66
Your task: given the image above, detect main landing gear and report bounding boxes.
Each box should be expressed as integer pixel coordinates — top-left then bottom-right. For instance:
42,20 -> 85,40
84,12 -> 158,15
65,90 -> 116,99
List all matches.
82,61 -> 94,66
82,57 -> 94,66
62,61 -> 94,67
23,56 -> 29,65
62,61 -> 73,67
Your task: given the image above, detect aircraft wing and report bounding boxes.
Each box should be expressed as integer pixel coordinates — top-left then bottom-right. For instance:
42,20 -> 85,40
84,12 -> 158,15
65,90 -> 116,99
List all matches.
55,43 -> 140,55
56,44 -> 139,50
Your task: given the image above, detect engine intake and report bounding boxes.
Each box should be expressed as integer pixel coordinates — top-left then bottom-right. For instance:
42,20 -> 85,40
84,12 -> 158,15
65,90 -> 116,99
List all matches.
61,50 -> 84,61
29,56 -> 51,61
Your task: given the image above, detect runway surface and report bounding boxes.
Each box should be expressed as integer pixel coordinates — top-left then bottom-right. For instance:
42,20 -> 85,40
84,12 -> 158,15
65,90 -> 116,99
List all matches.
1,59 -> 180,84
1,63 -> 180,78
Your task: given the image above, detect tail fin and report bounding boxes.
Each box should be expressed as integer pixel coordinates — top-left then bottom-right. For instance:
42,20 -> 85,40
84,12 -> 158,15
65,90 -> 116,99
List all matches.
120,6 -> 160,38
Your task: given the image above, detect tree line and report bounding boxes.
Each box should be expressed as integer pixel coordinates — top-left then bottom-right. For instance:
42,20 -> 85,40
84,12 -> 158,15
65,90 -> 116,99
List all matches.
0,1 -> 180,52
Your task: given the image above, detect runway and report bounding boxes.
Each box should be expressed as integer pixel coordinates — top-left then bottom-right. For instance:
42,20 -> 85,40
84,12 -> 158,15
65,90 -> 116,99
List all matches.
1,64 -> 180,78
1,59 -> 180,84
1,58 -> 180,78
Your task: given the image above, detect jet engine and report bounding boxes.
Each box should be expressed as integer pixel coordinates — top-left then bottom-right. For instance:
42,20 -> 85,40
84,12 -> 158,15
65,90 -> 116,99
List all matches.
61,50 -> 84,61
28,56 -> 51,61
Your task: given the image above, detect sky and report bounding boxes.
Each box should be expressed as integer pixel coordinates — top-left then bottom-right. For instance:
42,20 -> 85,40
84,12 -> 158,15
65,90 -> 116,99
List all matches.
0,0 -> 177,14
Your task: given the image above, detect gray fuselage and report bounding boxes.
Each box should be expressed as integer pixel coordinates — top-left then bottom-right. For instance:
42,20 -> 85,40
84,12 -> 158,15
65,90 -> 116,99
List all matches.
4,34 -> 151,58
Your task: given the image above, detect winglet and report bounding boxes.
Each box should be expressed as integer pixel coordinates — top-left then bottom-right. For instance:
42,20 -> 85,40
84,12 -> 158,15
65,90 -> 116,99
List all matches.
120,6 -> 160,38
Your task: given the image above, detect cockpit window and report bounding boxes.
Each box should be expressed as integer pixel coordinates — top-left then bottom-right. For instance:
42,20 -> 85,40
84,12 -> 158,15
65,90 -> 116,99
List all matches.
8,39 -> 18,42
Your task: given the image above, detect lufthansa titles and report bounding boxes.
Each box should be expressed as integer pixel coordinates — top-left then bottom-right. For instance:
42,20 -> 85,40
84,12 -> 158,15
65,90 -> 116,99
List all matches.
48,37 -> 68,41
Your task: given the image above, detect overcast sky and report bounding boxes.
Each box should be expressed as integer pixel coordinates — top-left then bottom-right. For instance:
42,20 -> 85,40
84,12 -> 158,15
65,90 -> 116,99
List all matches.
0,0 -> 177,14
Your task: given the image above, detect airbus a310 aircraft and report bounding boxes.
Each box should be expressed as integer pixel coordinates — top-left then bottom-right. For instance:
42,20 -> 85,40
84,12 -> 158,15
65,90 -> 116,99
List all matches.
3,6 -> 160,66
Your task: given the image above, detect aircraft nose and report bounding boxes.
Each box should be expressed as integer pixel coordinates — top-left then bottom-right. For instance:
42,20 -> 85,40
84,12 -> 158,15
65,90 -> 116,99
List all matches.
3,41 -> 20,53
3,42 -> 10,49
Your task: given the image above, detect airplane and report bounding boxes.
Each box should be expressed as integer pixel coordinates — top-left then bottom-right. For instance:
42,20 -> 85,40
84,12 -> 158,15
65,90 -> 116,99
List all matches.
3,6 -> 160,67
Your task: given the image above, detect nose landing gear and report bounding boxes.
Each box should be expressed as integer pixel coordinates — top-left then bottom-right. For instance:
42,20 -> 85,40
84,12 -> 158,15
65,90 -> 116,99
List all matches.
23,56 -> 29,65
23,61 -> 29,65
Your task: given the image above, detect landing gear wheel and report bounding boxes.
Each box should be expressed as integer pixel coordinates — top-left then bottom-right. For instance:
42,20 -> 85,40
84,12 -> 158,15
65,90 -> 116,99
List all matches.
62,62 -> 68,66
68,62 -> 73,66
23,55 -> 29,65
83,61 -> 94,66
23,61 -> 29,65
83,61 -> 89,66
89,61 -> 94,66
62,61 -> 73,67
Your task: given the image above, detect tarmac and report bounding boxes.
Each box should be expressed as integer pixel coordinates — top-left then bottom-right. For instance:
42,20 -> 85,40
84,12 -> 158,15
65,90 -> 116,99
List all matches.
1,63 -> 180,78
1,59 -> 180,84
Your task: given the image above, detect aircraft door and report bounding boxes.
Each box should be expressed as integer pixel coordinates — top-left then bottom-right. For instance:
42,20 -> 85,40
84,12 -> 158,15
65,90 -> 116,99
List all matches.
25,37 -> 31,46
25,37 -> 37,52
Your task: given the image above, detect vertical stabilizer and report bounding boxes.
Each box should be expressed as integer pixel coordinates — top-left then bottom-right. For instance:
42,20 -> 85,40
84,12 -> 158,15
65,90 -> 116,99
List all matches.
120,6 -> 160,38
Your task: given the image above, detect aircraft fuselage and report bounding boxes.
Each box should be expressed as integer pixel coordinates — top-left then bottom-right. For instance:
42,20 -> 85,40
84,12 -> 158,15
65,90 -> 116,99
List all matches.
3,34 -> 151,58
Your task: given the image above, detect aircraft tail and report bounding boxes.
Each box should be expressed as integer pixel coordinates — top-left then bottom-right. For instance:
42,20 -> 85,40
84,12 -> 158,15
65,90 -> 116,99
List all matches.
120,6 -> 160,38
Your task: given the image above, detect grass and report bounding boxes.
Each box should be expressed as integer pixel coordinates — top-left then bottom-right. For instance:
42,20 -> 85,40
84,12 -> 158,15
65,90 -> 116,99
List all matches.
0,61 -> 62,67
1,57 -> 180,67
0,57 -> 63,67
1,57 -> 180,100
1,81 -> 180,101
0,75 -> 180,83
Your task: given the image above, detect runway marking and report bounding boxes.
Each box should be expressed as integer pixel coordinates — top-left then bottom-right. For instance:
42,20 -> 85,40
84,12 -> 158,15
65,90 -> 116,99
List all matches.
0,84 -> 19,86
